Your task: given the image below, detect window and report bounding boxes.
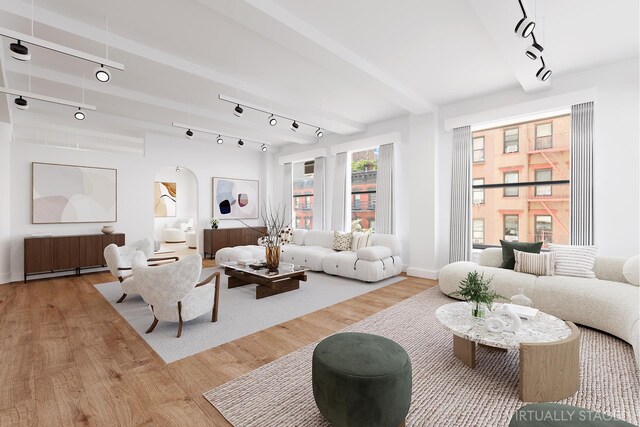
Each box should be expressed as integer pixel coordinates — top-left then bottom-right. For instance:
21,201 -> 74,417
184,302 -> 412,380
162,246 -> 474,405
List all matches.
504,128 -> 519,153
471,114 -> 571,248
473,219 -> 484,244
535,123 -> 553,150
503,171 -> 519,197
535,215 -> 553,246
351,148 -> 378,232
473,178 -> 485,204
473,137 -> 485,162
503,215 -> 519,242
535,169 -> 552,196
292,160 -> 314,230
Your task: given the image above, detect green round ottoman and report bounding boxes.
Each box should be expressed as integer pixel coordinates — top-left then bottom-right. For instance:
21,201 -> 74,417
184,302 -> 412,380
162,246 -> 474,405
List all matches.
312,332 -> 412,427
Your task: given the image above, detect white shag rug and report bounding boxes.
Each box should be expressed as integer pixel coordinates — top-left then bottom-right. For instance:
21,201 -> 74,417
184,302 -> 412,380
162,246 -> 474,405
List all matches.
94,268 -> 403,363
204,287 -> 639,427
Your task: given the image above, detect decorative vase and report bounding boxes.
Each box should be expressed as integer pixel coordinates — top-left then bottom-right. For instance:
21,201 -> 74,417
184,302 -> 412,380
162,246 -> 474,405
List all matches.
265,246 -> 280,272
101,225 -> 114,235
470,301 -> 488,319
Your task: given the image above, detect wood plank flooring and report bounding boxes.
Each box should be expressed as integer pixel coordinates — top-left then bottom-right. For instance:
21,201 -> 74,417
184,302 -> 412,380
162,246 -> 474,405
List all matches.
0,259 -> 436,426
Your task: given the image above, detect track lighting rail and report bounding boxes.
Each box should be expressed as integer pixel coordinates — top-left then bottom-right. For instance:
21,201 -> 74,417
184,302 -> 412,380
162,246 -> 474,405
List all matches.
0,87 -> 96,110
171,122 -> 271,151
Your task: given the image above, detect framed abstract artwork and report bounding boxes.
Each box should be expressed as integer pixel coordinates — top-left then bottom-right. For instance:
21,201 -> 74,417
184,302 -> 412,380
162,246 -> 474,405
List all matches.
154,182 -> 177,217
212,177 -> 259,220
32,162 -> 117,224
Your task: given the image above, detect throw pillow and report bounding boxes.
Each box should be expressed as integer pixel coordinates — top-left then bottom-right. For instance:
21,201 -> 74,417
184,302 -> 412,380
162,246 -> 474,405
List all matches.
514,250 -> 555,276
500,240 -> 543,270
333,231 -> 353,251
351,232 -> 373,251
623,255 -> 639,286
549,243 -> 598,279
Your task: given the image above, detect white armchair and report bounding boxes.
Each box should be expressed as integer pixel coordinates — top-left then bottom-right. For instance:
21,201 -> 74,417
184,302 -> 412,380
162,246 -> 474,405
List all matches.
161,218 -> 194,243
103,238 -> 179,303
131,252 -> 220,338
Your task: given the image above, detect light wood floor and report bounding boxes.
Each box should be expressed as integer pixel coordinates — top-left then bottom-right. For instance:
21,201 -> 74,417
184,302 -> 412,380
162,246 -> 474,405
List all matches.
0,259 -> 436,426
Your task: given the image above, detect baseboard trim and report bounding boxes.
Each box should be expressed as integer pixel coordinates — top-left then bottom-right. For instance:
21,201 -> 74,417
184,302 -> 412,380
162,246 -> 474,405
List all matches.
406,267 -> 440,280
0,272 -> 11,285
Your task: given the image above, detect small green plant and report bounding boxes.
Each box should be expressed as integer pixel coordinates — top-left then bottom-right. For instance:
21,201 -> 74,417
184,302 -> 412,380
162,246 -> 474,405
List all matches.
450,271 -> 506,318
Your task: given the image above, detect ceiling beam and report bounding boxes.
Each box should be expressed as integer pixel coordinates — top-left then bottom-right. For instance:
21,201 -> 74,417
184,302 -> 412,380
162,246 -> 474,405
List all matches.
201,0 -> 437,114
468,0 -> 550,93
2,0 -> 366,135
5,62 -> 317,145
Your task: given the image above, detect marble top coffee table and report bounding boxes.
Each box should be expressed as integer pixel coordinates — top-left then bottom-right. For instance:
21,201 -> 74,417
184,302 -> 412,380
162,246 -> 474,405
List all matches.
435,302 -> 580,402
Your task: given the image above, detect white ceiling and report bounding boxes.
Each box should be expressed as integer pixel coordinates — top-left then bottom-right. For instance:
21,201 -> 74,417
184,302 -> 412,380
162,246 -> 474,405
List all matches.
0,0 -> 637,150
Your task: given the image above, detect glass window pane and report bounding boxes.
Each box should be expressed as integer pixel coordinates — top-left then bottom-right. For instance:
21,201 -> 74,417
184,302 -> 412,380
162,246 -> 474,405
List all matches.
535,169 -> 553,196
503,172 -> 519,197
351,148 -> 378,232
473,137 -> 484,150
292,160 -> 314,230
473,219 -> 484,244
536,123 -> 552,137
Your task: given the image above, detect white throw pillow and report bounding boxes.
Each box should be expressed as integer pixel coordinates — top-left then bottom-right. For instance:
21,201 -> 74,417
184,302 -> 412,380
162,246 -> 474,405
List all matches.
351,232 -> 373,251
513,250 -> 555,276
623,255 -> 640,286
548,243 -> 598,279
333,231 -> 353,251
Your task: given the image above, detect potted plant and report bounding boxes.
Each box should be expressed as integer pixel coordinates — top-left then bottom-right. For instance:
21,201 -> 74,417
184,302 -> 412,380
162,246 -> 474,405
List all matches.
450,271 -> 506,319
210,218 -> 219,229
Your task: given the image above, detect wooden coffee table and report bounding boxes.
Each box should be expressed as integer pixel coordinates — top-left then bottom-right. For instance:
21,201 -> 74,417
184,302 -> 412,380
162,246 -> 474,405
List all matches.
435,302 -> 581,402
223,262 -> 310,299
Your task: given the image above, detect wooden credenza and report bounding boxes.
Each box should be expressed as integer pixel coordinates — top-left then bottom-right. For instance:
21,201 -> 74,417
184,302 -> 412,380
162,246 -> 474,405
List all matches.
24,233 -> 125,282
203,227 -> 266,259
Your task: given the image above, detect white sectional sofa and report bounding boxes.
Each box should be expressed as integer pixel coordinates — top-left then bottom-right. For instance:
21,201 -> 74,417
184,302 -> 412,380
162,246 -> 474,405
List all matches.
216,229 -> 403,282
439,248 -> 640,365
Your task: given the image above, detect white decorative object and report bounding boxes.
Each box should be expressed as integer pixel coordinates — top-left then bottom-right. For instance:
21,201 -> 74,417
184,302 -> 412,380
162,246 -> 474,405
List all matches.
490,305 -> 522,332
511,293 -> 532,307
623,255 -> 639,286
101,225 -> 114,235
485,316 -> 507,333
504,304 -> 539,320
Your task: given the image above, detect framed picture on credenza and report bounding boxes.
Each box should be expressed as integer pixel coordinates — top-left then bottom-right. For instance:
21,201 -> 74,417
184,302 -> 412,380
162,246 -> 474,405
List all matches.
32,162 -> 118,224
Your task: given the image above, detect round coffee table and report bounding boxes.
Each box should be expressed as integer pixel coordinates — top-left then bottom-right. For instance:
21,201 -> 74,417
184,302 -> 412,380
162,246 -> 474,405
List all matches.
435,302 -> 580,402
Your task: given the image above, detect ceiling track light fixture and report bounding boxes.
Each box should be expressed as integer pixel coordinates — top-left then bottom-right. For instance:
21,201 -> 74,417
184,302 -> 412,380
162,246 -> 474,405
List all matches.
171,122 -> 271,152
218,94 -> 325,138
0,27 -> 124,80
513,0 -> 552,82
1,87 -> 96,114
74,108 -> 85,120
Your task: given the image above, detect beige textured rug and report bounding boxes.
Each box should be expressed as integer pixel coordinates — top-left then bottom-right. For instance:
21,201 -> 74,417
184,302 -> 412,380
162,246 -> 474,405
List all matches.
204,288 -> 639,426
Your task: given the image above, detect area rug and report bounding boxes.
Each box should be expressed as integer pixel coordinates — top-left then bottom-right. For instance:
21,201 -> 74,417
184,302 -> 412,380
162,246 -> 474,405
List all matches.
94,268 -> 403,363
204,287 -> 639,426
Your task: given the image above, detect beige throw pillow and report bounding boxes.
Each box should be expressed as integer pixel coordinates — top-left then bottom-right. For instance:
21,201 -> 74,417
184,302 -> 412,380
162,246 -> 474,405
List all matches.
351,232 -> 373,251
333,231 -> 353,251
514,250 -> 555,276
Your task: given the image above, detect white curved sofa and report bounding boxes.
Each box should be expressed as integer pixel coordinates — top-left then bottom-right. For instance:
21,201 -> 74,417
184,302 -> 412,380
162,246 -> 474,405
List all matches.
439,248 -> 640,365
216,230 -> 403,282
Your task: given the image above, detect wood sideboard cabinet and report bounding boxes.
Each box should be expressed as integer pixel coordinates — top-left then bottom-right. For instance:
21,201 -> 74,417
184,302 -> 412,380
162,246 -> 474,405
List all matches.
203,227 -> 266,259
24,233 -> 125,282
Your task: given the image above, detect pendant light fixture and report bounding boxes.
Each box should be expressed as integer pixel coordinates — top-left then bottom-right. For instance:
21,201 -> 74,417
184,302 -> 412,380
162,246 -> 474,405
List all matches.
237,139 -> 244,147
2,87 -> 96,113
536,58 -> 552,81
94,65 -> 111,83
513,0 -> 552,82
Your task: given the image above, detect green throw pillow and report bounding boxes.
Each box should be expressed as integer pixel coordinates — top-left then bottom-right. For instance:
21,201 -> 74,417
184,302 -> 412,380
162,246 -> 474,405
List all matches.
500,240 -> 543,270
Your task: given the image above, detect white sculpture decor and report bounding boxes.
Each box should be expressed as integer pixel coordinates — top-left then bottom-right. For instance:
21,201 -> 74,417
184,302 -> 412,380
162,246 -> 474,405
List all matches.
511,293 -> 533,307
485,306 -> 522,333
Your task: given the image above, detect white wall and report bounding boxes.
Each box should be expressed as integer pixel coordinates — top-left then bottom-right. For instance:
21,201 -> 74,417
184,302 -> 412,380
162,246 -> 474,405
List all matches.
437,58 -> 640,262
0,122 -> 11,283
153,167 -> 198,239
6,132 -> 267,283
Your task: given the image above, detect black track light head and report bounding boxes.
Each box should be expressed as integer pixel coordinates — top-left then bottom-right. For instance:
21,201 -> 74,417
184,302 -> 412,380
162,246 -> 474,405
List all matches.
316,128 -> 324,138
536,65 -> 552,81
237,139 -> 244,147
291,121 -> 299,132
94,65 -> 111,82
268,115 -> 277,126
525,42 -> 544,60
186,129 -> 194,139
234,104 -> 244,118
217,136 -> 224,144
14,96 -> 28,110
74,108 -> 85,120
515,17 -> 535,38
261,144 -> 267,152
10,40 -> 30,61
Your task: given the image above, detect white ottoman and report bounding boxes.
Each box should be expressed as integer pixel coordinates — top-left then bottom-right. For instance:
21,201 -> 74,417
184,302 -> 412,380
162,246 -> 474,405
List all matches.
185,231 -> 197,249
216,247 -> 254,264
162,228 -> 185,243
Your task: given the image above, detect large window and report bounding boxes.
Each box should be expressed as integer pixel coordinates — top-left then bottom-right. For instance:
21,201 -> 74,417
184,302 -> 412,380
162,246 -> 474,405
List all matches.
292,160 -> 314,230
473,137 -> 485,163
503,128 -> 519,153
471,114 -> 571,247
535,169 -> 552,196
503,171 -> 519,197
351,148 -> 378,232
535,123 -> 553,150
473,219 -> 484,244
